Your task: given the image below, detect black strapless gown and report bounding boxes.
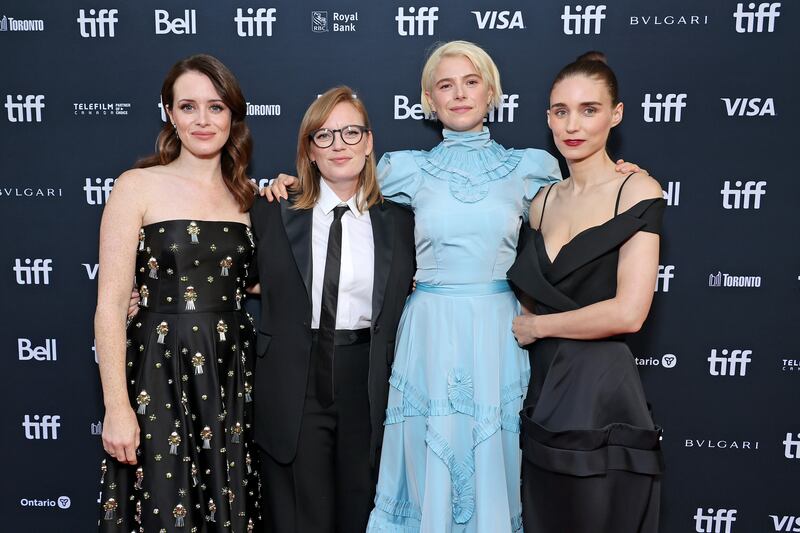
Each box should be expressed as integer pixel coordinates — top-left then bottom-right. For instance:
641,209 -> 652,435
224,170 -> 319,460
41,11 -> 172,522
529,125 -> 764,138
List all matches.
507,198 -> 666,533
98,220 -> 260,531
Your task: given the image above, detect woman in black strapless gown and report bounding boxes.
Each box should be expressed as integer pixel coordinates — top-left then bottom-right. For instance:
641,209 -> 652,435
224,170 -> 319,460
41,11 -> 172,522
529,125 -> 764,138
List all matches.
95,55 -> 260,531
509,53 -> 665,532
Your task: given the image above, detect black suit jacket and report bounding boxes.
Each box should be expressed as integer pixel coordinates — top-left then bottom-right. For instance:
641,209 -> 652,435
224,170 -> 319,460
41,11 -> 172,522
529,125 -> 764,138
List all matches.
249,196 -> 415,465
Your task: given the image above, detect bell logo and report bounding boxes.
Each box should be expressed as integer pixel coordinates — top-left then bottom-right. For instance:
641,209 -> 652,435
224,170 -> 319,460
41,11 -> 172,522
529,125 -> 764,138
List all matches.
662,181 -> 680,206
642,93 -> 687,123
472,11 -> 524,30
76,8 -> 118,38
22,414 -> 61,440
5,94 -> 45,123
708,349 -> 752,376
784,432 -> 800,459
155,9 -> 197,35
234,7 -> 276,37
722,97 -> 776,117
720,180 -> 766,209
733,2 -> 780,33
694,508 -> 737,533
562,5 -> 606,35
655,265 -> 674,292
13,258 -> 53,285
395,7 -> 438,36
18,338 -> 57,361
84,177 -> 116,205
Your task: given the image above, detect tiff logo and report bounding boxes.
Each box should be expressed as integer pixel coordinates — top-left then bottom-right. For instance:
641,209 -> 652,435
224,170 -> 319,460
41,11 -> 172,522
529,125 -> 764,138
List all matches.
733,2 -> 780,33
18,338 -> 57,361
655,265 -> 674,292
721,180 -> 766,209
84,177 -> 116,205
663,181 -> 680,206
562,5 -> 606,35
708,349 -> 752,376
396,7 -> 438,36
77,8 -> 118,38
642,93 -> 686,123
14,259 -> 53,285
22,414 -> 61,440
5,95 -> 45,123
235,7 -> 276,36
694,508 -> 737,533
486,94 -> 519,122
784,432 -> 800,459
155,9 -> 196,35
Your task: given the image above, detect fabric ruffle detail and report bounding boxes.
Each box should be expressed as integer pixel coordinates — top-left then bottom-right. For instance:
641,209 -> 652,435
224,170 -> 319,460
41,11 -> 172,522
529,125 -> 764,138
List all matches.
426,426 -> 476,524
414,143 -> 523,203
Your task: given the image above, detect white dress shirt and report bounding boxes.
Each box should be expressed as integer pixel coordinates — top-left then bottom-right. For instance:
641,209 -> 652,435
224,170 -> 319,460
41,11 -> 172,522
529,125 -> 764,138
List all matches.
311,178 -> 375,330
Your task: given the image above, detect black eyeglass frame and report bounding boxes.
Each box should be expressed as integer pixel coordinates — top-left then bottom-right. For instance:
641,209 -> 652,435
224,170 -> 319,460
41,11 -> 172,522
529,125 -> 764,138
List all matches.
308,125 -> 371,148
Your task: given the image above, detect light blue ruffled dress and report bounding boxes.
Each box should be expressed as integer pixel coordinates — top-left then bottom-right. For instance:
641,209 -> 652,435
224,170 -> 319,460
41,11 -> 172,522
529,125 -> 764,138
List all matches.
367,128 -> 561,532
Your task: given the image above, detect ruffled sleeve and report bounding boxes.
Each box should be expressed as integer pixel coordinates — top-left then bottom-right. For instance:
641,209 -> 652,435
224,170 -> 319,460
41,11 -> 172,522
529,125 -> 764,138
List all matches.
519,149 -> 562,221
377,150 -> 422,207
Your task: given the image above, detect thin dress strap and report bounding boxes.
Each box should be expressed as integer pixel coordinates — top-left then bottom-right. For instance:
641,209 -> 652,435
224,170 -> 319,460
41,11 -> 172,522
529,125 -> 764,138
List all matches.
537,184 -> 556,230
614,173 -> 636,216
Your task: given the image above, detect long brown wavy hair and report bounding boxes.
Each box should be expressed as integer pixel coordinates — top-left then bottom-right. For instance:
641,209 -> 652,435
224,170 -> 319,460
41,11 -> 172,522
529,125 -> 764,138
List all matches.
293,86 -> 381,211
136,54 -> 255,211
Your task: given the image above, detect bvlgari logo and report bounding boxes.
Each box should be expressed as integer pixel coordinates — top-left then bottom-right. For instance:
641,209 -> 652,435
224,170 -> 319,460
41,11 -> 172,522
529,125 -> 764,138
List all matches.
685,438 -> 759,451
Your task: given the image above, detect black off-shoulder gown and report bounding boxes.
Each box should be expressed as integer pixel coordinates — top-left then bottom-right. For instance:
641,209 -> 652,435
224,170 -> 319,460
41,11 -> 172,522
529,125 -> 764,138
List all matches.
507,197 -> 666,533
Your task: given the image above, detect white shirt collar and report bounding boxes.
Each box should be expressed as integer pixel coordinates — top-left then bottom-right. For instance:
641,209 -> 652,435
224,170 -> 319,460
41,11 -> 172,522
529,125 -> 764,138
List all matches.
318,177 -> 364,217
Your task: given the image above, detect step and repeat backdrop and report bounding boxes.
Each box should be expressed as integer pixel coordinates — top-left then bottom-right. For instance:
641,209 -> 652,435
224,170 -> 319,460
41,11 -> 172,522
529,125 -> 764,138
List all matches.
1,0 -> 797,531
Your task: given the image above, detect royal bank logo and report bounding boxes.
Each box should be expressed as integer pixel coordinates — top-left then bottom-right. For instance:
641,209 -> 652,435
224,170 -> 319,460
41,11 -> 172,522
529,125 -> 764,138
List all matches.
90,420 -> 103,435
662,181 -> 680,206
642,93 -> 687,123
19,496 -> 71,509
708,348 -> 752,376
771,514 -> 800,532
235,7 -> 276,36
722,97 -> 776,117
708,271 -> 762,288
77,8 -> 117,38
721,180 -> 766,209
73,102 -> 131,116
655,265 -> 674,292
396,7 -> 438,36
84,177 -> 116,205
562,5 -> 606,35
635,353 -> 677,368
13,258 -> 53,285
394,93 -> 519,122
734,2 -> 780,33
694,508 -> 737,532
0,187 -> 62,198
312,11 -> 328,32
472,10 -> 524,29
629,13 -> 709,26
18,338 -> 57,361
155,9 -> 196,35
247,102 -> 281,116
784,433 -> 800,459
5,94 -> 45,123
0,15 -> 45,31
22,414 -> 61,440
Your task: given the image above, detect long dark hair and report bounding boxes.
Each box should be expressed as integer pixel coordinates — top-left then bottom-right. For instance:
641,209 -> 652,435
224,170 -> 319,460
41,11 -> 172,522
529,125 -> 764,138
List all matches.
136,54 -> 255,211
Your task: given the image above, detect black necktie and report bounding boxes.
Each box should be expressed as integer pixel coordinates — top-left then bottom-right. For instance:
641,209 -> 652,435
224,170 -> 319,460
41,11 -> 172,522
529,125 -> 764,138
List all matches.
315,205 -> 349,407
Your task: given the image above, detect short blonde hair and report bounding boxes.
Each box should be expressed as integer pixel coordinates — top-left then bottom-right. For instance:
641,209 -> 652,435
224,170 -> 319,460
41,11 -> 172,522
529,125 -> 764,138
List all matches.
420,40 -> 503,118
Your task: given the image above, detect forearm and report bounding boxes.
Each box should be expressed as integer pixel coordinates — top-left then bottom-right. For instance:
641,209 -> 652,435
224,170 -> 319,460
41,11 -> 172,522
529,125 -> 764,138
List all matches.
537,297 -> 643,340
95,303 -> 132,412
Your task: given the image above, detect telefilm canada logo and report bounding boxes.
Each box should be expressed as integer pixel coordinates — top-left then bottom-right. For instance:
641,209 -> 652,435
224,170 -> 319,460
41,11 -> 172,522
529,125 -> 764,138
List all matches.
782,357 -> 799,373
311,10 -> 358,32
73,102 -> 131,116
708,271 -> 762,288
0,15 -> 44,31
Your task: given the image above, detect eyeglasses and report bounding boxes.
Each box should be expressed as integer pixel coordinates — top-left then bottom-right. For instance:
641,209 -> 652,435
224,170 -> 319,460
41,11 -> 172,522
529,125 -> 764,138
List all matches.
309,125 -> 370,148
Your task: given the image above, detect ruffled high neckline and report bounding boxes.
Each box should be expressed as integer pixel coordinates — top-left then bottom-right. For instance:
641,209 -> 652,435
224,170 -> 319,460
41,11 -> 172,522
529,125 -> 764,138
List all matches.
440,127 -> 493,151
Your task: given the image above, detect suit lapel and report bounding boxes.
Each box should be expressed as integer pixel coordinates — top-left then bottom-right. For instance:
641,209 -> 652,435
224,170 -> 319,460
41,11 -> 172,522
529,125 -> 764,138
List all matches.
280,199 -> 313,301
370,201 -> 394,324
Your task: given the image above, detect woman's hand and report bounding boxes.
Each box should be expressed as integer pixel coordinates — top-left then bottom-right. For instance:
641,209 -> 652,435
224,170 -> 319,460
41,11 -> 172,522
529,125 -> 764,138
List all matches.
127,288 -> 140,319
615,159 -> 648,176
512,313 -> 540,346
102,406 -> 140,465
260,174 -> 298,202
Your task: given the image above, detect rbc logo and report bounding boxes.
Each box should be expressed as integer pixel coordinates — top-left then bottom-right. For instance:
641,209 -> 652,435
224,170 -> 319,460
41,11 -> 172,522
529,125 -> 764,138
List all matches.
655,265 -> 674,292
5,95 -> 45,123
235,7 -> 276,37
18,338 -> 58,361
733,2 -> 780,33
13,259 -> 53,285
76,9 -> 118,38
155,9 -> 197,35
472,11 -> 524,30
694,508 -> 737,533
22,414 -> 61,440
720,180 -> 766,209
395,7 -> 438,36
708,349 -> 752,376
84,177 -> 116,205
642,93 -> 687,123
562,5 -> 606,35
783,432 -> 800,459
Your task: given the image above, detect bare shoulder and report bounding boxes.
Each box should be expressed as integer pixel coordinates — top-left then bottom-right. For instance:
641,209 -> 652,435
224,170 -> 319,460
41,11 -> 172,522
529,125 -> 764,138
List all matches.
617,172 -> 663,212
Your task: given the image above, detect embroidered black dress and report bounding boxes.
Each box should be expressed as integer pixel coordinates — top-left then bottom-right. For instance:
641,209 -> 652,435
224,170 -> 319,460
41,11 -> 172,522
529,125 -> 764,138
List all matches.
507,189 -> 666,533
98,220 -> 260,532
